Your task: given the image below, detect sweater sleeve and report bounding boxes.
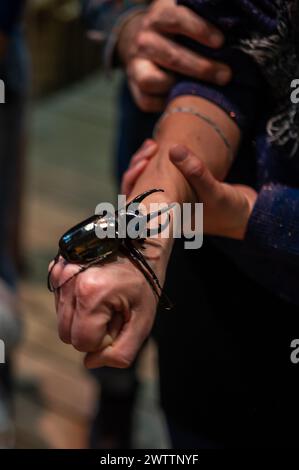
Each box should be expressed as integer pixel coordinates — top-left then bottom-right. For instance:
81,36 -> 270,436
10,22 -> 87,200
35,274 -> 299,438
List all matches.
245,184 -> 299,262
169,0 -> 278,133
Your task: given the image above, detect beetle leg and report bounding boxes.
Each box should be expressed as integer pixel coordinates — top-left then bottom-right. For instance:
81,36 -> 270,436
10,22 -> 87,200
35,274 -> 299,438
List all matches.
49,251 -> 114,292
120,243 -> 161,300
137,238 -> 146,250
124,240 -> 173,310
122,204 -> 174,239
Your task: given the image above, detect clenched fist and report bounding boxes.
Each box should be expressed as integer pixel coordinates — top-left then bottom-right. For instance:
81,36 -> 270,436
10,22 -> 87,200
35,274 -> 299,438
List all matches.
50,242 -> 169,369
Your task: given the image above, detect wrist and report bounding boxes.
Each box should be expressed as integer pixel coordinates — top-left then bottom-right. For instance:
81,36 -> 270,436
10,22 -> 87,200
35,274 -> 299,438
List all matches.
240,189 -> 257,239
231,187 -> 257,240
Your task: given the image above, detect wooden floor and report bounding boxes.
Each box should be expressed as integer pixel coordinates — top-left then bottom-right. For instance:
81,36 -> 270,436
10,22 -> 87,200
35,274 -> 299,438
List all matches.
14,74 -> 169,449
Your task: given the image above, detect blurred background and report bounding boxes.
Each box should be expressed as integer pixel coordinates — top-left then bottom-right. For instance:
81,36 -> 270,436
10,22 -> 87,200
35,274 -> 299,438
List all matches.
0,0 -> 169,449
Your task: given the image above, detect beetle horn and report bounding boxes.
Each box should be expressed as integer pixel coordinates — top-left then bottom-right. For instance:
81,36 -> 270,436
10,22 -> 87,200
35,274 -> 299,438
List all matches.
125,189 -> 164,210
142,203 -> 176,237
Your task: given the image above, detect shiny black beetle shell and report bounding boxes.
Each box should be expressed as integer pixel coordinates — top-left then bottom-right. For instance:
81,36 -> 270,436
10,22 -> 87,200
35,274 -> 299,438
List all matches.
59,213 -> 121,264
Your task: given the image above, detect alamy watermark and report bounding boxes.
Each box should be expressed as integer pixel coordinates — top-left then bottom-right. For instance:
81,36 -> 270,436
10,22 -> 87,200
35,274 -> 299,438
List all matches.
0,80 -> 5,104
94,196 -> 203,249
290,339 -> 299,364
0,339 -> 5,364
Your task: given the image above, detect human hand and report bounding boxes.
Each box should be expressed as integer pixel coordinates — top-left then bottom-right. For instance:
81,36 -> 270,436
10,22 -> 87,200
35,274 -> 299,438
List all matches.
49,213 -> 173,369
117,0 -> 231,112
122,140 -> 257,240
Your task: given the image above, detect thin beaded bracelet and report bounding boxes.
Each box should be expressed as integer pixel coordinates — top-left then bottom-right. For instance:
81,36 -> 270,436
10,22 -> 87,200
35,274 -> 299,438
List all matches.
153,106 -> 234,164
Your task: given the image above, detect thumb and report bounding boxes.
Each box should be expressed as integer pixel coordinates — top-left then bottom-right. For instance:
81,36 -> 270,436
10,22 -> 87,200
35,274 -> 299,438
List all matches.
169,144 -> 219,201
84,314 -> 151,369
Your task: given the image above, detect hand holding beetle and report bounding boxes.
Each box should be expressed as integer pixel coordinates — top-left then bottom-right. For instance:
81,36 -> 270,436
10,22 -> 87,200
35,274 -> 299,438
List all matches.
50,253 -> 160,369
49,189 -> 173,369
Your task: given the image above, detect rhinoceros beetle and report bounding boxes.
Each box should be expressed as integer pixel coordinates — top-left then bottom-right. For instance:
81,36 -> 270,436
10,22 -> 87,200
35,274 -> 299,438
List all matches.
48,189 -> 173,309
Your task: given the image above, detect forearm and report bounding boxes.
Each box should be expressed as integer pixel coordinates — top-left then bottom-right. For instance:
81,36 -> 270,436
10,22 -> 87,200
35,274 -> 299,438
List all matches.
131,95 -> 240,202
127,95 -> 241,278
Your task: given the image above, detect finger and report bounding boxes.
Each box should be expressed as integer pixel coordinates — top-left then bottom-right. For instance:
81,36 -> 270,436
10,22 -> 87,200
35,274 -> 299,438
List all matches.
137,31 -> 231,85
49,256 -> 65,289
56,263 -> 80,344
169,145 -> 220,200
146,5 -> 224,48
84,312 -> 152,369
108,312 -> 124,341
129,139 -> 157,168
99,312 -> 125,351
129,79 -> 166,113
128,58 -> 175,94
121,159 -> 149,195
80,311 -> 124,355
70,308 -> 112,352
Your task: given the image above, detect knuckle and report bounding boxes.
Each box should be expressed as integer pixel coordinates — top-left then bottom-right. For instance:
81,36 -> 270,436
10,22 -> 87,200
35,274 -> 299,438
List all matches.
76,273 -> 101,298
199,61 -> 214,77
59,263 -> 78,286
57,313 -> 72,344
71,322 -> 92,352
142,15 -> 153,30
114,352 -> 133,369
58,329 -> 70,345
187,163 -> 203,179
76,277 -> 93,298
136,75 -> 153,93
215,191 -> 226,206
167,50 -> 180,69
163,10 -> 180,29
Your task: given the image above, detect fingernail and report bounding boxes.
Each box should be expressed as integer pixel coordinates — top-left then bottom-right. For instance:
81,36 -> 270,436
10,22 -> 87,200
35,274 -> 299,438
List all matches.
142,143 -> 157,159
142,139 -> 155,150
170,145 -> 189,162
215,67 -> 231,85
209,32 -> 224,48
135,160 -> 147,170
